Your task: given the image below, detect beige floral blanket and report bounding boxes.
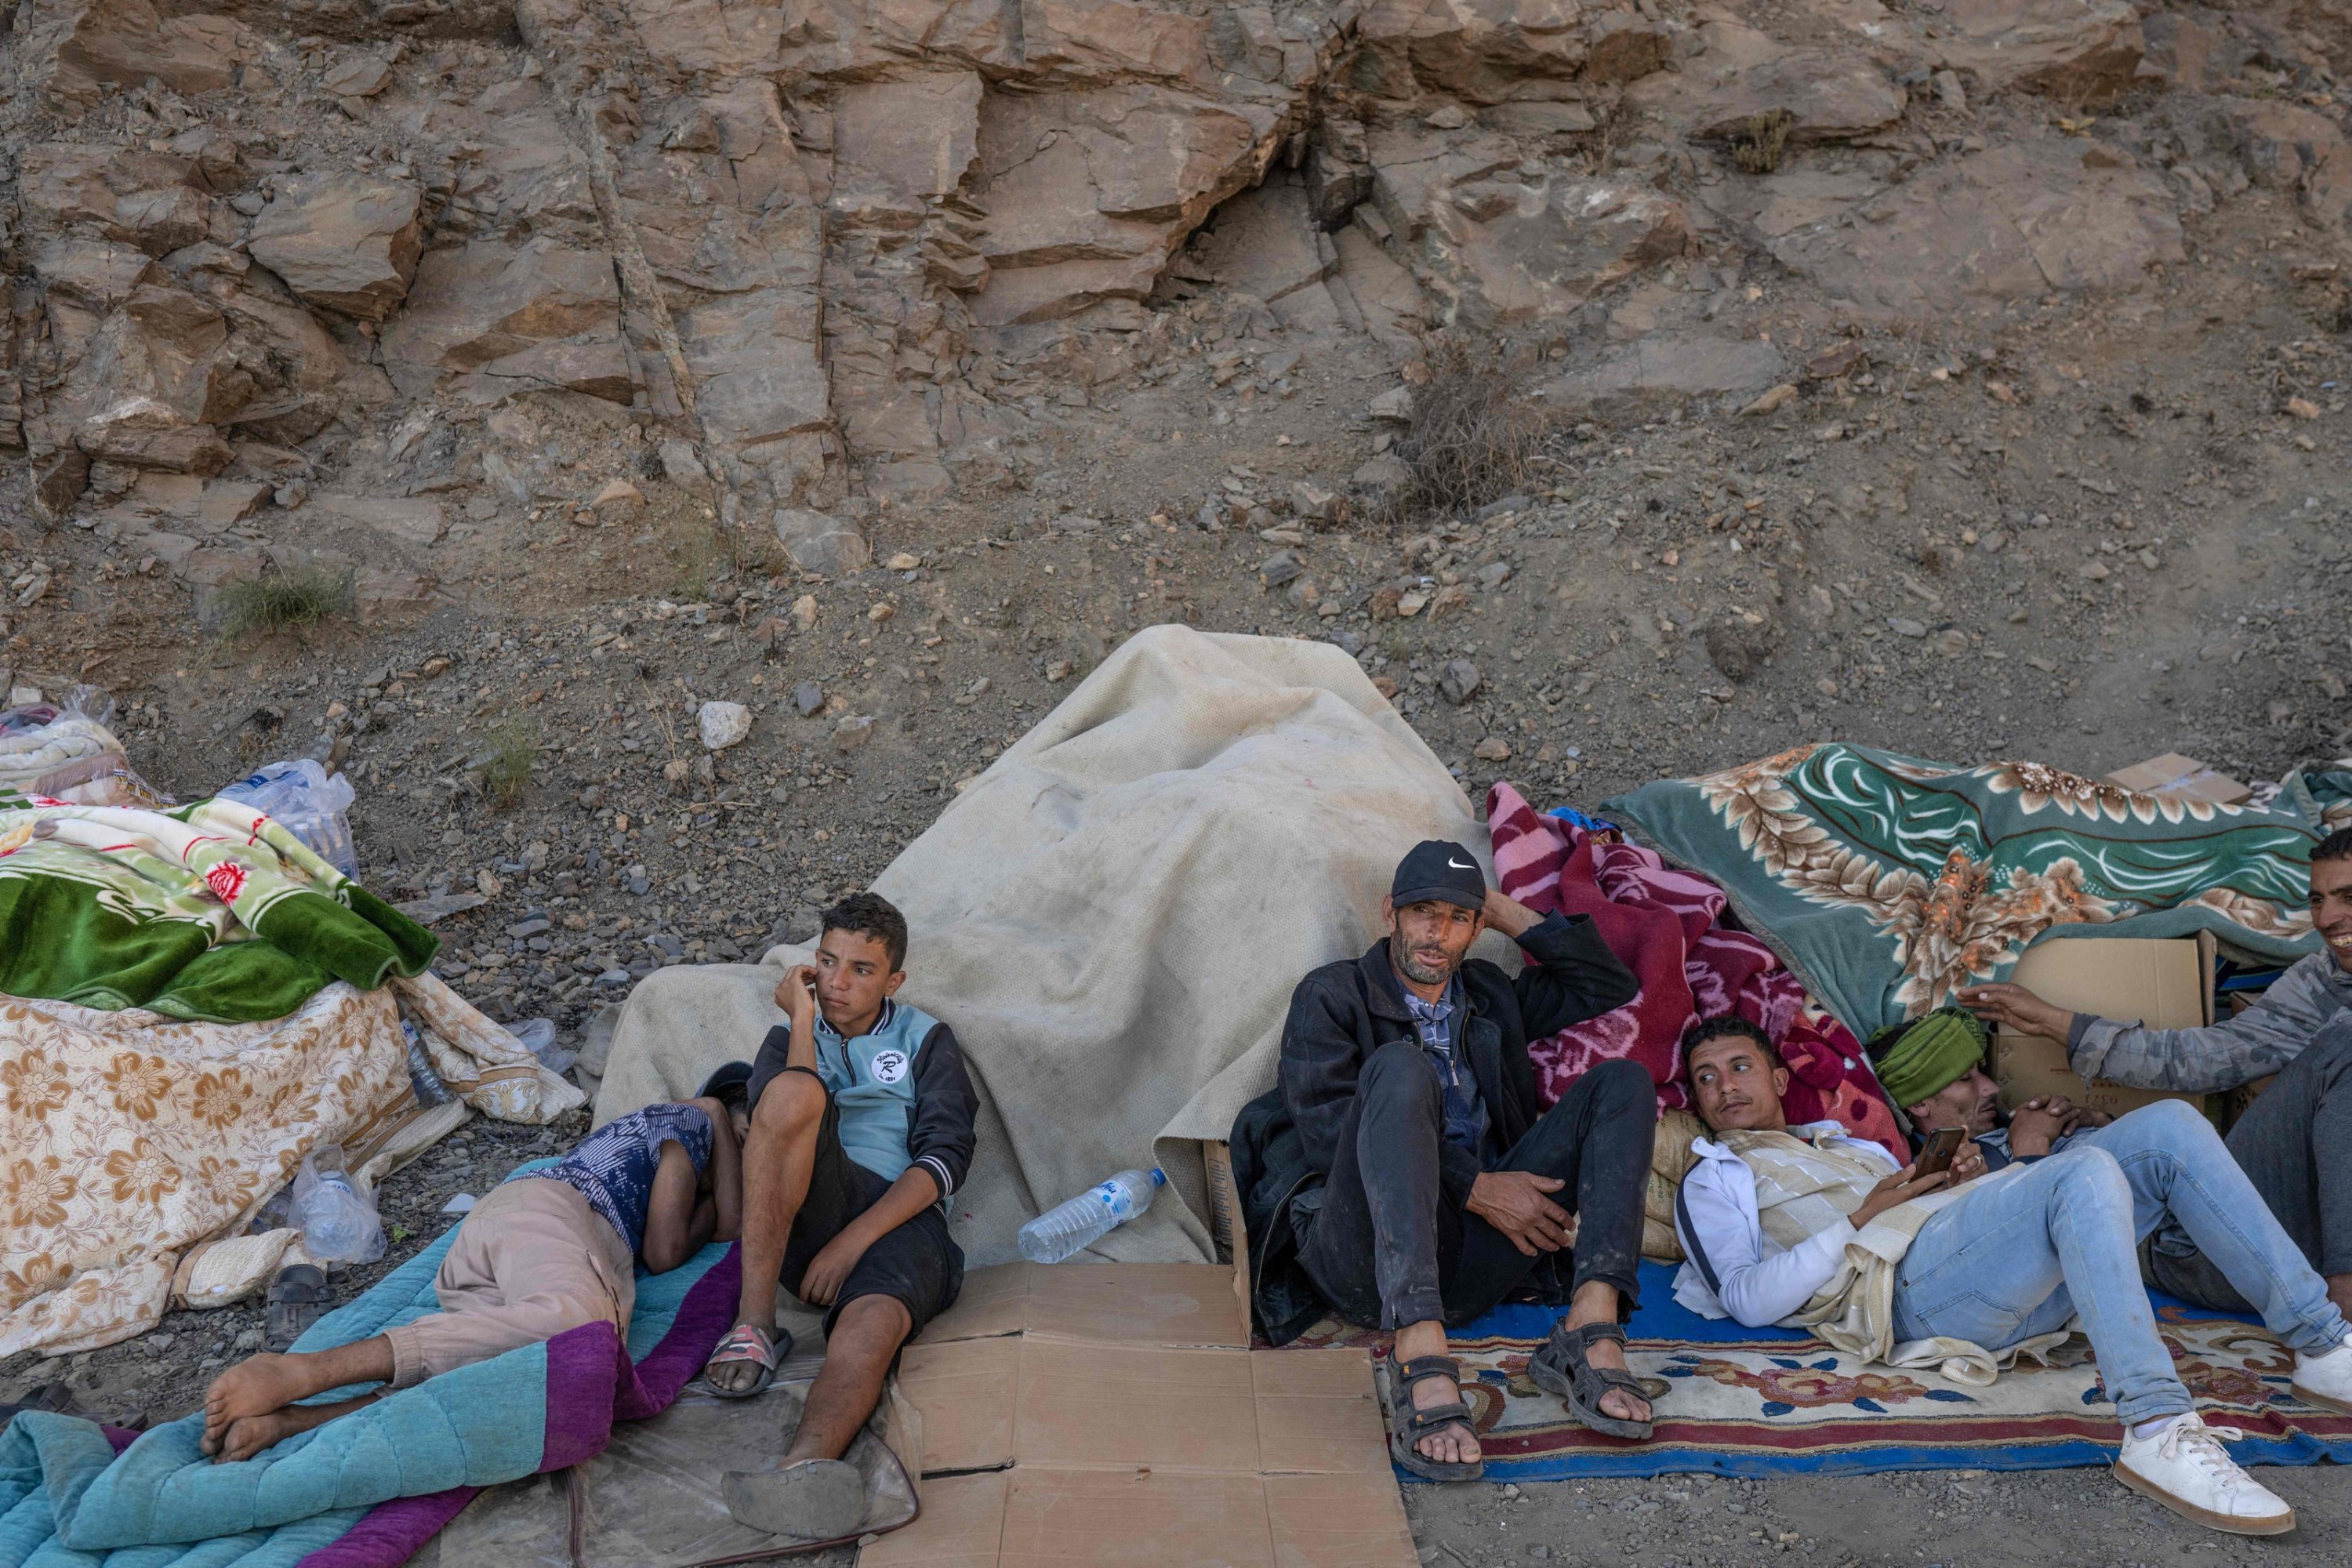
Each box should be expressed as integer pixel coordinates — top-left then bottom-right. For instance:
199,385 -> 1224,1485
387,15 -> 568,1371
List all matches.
1,973 -> 582,1357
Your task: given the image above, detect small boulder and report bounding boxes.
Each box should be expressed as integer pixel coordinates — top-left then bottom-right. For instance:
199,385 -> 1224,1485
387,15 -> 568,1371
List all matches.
775,508 -> 872,577
699,700 -> 752,750
1439,659 -> 1483,705
658,438 -> 708,487
322,53 -> 394,99
587,477 -> 644,520
1290,481 -> 1349,527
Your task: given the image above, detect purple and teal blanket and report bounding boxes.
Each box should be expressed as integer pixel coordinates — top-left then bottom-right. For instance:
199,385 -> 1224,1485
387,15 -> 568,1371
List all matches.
0,1193 -> 735,1567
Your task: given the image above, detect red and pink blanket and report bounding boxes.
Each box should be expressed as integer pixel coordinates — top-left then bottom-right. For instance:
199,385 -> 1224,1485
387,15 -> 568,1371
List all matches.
1487,783 -> 1902,1155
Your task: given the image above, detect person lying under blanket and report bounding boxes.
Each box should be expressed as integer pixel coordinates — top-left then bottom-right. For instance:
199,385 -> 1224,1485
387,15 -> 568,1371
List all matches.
699,891 -> 978,1544
200,1094 -> 742,1463
1671,1015 -> 2352,1537
1962,826 -> 2352,1321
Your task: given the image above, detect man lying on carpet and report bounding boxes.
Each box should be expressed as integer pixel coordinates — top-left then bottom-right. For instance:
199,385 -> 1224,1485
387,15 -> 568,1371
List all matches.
1232,840 -> 1651,1483
1867,1006 -> 2103,1172
698,891 -> 978,1543
1962,826 -> 2352,1321
200,1094 -> 742,1462
1671,1016 -> 2352,1537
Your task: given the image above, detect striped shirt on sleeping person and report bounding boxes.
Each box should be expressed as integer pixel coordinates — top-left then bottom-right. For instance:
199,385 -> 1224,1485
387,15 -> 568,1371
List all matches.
1669,1015 -> 2352,1539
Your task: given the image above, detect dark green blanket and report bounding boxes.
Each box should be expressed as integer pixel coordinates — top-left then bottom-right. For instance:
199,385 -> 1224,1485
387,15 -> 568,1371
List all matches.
1603,744 -> 2351,1037
0,794 -> 436,1023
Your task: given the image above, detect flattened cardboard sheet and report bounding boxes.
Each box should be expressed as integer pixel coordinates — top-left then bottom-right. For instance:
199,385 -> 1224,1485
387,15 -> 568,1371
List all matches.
1991,934 -> 2217,1116
919,1260 -> 1249,1348
877,1263 -> 1414,1568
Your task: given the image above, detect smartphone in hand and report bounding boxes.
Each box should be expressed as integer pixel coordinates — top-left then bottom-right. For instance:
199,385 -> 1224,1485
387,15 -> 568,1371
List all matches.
1914,1127 -> 1966,1177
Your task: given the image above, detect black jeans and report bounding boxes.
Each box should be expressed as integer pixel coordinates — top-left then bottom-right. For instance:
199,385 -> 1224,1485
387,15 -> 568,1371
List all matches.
2146,1011 -> 2352,1309
1295,1044 -> 1652,1330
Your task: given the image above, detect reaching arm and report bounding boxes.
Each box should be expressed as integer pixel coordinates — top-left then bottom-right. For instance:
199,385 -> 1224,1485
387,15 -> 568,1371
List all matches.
1965,959 -> 2339,1092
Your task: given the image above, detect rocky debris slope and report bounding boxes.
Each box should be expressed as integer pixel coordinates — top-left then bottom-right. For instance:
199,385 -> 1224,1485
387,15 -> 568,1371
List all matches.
0,0 -> 2345,612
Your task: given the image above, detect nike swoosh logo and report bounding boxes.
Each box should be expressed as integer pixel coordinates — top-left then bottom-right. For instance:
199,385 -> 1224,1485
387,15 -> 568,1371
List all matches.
1448,857 -> 1475,870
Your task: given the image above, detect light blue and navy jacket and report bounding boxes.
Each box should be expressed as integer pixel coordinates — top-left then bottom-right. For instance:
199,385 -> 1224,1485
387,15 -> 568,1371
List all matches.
752,997 -> 978,1202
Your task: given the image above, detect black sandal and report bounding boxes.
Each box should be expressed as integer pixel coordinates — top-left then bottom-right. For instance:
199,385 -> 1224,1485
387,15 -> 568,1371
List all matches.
1380,1353 -> 1485,1482
265,1263 -> 333,1351
1529,1319 -> 1655,1440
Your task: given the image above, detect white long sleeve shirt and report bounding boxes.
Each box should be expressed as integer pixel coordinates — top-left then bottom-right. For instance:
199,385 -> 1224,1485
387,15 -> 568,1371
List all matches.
1671,1121 -> 1899,1327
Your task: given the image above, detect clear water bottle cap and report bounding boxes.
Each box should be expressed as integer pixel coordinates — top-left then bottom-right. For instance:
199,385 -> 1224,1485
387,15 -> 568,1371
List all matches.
1149,1167 -> 1167,1186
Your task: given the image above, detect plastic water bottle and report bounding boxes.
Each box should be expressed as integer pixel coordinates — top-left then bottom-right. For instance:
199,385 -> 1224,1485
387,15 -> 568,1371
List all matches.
217,758 -> 358,877
403,1021 -> 454,1106
292,1144 -> 384,1264
1018,1167 -> 1165,1263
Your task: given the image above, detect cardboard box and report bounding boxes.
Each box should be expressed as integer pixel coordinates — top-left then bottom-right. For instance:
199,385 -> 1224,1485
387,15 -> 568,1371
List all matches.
873,1262 -> 1414,1568
2103,753 -> 2252,807
1987,933 -> 2216,1118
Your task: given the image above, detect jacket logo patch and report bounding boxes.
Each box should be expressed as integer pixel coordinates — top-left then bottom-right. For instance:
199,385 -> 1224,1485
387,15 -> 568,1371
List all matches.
869,1049 -> 910,1084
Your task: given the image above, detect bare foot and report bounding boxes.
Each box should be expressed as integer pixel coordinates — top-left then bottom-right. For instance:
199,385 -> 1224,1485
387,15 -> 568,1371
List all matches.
212,1410 -> 304,1464
1406,1365 -> 1481,1468
1578,1333 -> 1651,1425
201,1354 -> 310,1454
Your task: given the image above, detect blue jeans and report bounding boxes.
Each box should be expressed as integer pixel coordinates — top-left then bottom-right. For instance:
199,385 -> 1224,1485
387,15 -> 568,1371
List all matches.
1890,1099 -> 2350,1425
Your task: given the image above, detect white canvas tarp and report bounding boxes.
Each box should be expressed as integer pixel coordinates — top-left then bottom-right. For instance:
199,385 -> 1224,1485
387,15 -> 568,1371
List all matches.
593,625 -> 1519,1264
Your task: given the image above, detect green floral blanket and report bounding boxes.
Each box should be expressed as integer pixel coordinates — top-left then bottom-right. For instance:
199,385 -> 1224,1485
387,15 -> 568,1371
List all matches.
1602,744 -> 2352,1037
0,794 -> 437,1023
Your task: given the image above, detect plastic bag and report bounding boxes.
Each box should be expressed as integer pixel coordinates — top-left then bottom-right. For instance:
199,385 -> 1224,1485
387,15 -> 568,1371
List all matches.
26,750 -> 172,808
289,1144 -> 385,1265
217,757 -> 359,877
508,1017 -> 578,1078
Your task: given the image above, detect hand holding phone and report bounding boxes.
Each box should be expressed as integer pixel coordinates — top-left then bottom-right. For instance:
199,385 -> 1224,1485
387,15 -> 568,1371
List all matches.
1914,1126 -> 1966,1176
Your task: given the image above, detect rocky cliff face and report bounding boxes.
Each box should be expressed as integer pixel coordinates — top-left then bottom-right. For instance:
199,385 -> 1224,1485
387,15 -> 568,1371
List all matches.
0,0 -> 2345,605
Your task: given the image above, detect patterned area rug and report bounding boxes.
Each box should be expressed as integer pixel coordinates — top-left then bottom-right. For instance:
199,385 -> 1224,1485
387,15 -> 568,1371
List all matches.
1291,1263 -> 2352,1479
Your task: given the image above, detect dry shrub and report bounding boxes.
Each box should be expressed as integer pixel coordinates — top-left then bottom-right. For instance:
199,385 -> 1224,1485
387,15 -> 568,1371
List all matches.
1733,110 -> 1795,175
1386,333 -> 1562,521
473,720 -> 539,809
214,564 -> 354,637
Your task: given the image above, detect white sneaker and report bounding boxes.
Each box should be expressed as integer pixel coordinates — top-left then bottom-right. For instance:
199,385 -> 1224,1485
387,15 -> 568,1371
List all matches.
2113,1413 -> 2295,1536
2290,1334 -> 2352,1414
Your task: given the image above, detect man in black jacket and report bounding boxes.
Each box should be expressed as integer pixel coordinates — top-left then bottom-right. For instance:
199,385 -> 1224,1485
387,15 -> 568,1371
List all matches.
1231,841 -> 1653,1478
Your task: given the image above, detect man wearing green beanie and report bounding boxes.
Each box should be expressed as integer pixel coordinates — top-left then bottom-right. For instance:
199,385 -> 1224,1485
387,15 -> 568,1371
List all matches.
1868,1007 -> 2105,1172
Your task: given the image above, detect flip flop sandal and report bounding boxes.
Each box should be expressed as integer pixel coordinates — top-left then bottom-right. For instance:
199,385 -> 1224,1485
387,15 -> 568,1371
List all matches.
265,1264 -> 333,1351
703,1323 -> 791,1399
1380,1354 -> 1485,1483
721,1457 -> 869,1541
1529,1319 -> 1656,1440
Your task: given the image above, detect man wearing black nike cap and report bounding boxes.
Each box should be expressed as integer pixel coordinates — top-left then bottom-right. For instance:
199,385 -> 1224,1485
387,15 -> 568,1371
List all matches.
1229,840 -> 1655,1479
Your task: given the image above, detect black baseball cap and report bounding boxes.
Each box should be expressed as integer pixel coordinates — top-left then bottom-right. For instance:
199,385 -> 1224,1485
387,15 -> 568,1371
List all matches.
1391,840 -> 1486,913
697,1060 -> 753,1111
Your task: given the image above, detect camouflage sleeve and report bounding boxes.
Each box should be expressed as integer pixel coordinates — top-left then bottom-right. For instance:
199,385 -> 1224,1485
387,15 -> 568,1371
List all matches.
2068,956 -> 2345,1091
